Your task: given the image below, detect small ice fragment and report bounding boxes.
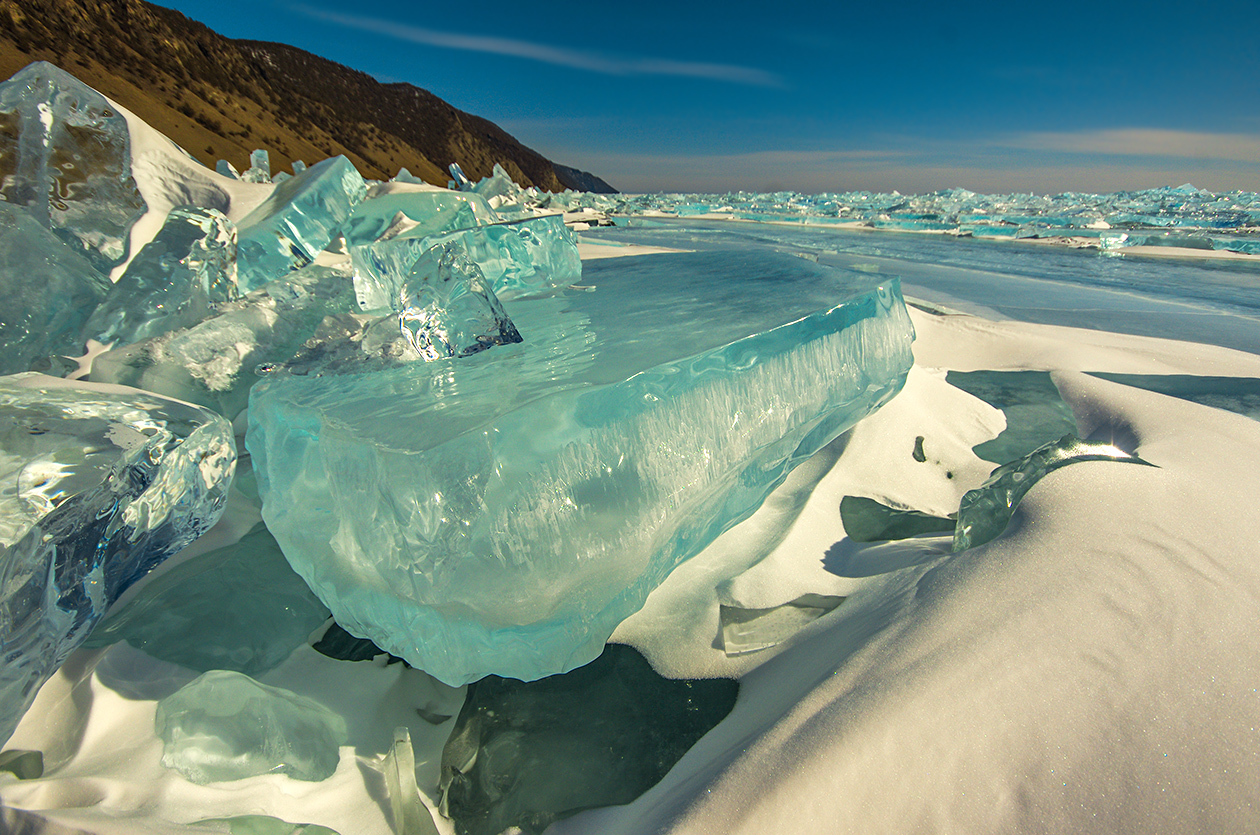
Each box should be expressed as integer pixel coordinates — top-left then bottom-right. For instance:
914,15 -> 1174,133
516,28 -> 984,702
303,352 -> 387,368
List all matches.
155,670 -> 347,784
240,148 -> 271,184
720,594 -> 847,656
382,727 -> 440,835
953,434 -> 1156,551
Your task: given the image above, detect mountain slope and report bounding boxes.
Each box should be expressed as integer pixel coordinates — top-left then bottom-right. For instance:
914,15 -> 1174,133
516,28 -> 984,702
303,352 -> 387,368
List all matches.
0,0 -> 615,192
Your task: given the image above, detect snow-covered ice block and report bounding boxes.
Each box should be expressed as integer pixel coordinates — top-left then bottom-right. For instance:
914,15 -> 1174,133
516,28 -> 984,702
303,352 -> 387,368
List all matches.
0,61 -> 147,271
0,374 -> 235,746
247,248 -> 914,685
236,155 -> 367,292
155,670 -> 347,784
0,202 -> 110,375
83,206 -> 239,348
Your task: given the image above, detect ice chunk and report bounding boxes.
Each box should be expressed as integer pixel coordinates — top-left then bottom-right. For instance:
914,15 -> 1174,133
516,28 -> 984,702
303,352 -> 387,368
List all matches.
83,522 -> 330,676
216,159 -> 240,180
155,670 -> 347,784
0,62 -> 147,271
447,162 -> 472,191
0,374 -> 235,746
236,156 -> 367,292
720,594 -> 847,656
341,188 -> 497,248
240,149 -> 272,184
90,260 -> 360,418
839,495 -> 955,542
352,212 -> 580,304
247,249 -> 914,685
0,202 -> 110,375
392,240 -> 521,360
953,434 -> 1155,551
440,644 -> 737,835
383,727 -> 439,835
82,206 -> 238,348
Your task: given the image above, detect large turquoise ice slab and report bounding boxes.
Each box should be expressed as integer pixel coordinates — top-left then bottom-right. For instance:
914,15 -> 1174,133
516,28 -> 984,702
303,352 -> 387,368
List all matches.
0,62 -> 147,271
0,202 -> 110,375
0,374 -> 235,746
155,670 -> 346,784
236,156 -> 367,292
83,206 -> 239,348
248,249 -> 914,685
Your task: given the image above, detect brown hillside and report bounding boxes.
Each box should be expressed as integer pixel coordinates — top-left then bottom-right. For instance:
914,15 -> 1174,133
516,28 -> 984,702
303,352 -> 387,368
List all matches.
0,0 -> 615,191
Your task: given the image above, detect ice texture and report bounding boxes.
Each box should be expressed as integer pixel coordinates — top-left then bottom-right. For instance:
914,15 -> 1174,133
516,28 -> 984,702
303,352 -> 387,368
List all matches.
0,202 -> 110,375
155,670 -> 347,784
83,206 -> 239,348
247,249 -> 914,685
351,211 -> 580,303
440,644 -> 737,835
83,522 -> 330,676
838,495 -> 954,542
719,594 -> 846,656
0,374 -> 235,746
241,149 -> 272,184
382,727 -> 439,835
235,155 -> 367,292
953,434 -> 1155,551
0,62 -> 147,271
193,817 -> 340,835
90,261 -> 360,418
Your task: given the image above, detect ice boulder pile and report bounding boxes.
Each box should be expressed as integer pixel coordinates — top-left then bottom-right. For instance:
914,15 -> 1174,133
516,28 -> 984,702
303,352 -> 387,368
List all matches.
0,59 -> 914,763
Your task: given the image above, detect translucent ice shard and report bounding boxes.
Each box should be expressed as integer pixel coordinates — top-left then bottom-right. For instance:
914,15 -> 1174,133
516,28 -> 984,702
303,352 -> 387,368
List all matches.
84,522 -> 330,676
341,187 -> 498,249
240,149 -> 272,184
90,260 -> 360,418
247,249 -> 914,685
440,644 -> 737,835
839,495 -> 954,542
953,434 -> 1155,551
155,670 -> 346,784
0,374 -> 235,746
236,155 -> 367,292
82,206 -> 239,348
720,594 -> 847,656
0,62 -> 147,271
382,727 -> 439,835
0,202 -> 110,375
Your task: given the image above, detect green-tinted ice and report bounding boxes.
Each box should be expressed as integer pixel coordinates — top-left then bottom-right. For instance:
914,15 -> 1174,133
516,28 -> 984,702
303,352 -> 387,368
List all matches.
156,670 -> 347,784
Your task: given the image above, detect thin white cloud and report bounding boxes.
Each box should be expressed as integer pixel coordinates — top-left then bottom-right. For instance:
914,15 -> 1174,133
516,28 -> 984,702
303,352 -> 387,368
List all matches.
1006,129 -> 1260,162
290,5 -> 783,87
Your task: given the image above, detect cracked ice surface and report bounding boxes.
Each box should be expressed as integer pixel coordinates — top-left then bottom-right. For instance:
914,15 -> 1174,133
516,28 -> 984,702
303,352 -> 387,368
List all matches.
247,248 -> 914,685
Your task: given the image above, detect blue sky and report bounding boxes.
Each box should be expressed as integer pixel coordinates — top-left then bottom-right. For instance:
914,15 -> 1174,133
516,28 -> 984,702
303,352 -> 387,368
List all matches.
151,0 -> 1260,194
